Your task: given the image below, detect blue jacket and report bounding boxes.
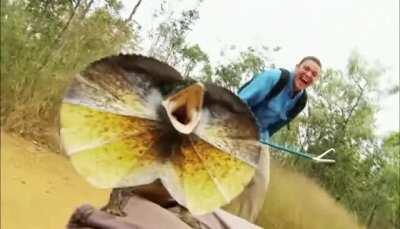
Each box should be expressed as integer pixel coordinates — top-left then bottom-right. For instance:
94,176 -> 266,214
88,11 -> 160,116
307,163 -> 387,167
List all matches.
238,69 -> 305,141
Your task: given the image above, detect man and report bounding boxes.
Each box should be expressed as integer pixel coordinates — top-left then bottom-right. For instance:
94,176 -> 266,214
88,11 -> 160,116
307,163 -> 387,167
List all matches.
238,56 -> 322,141
228,57 -> 321,223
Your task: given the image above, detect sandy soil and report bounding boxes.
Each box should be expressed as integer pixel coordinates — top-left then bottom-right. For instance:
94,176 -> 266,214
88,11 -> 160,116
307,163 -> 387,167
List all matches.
1,132 -> 110,229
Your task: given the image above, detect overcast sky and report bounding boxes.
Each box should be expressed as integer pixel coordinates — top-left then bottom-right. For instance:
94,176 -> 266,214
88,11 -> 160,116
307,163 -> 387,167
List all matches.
123,0 -> 399,137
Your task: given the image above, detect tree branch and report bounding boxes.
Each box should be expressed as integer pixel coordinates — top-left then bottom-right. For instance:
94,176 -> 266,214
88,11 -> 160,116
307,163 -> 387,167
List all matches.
36,0 -> 83,72
342,77 -> 365,133
331,87 -> 364,148
79,0 -> 94,20
124,0 -> 142,22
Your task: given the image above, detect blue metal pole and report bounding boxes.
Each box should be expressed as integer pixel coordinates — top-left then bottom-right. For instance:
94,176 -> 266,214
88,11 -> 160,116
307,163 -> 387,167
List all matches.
259,139 -> 314,160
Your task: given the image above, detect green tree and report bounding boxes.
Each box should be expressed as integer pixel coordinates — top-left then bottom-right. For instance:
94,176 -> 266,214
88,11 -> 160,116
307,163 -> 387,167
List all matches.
1,0 -> 135,148
369,132 -> 400,228
211,46 -> 279,91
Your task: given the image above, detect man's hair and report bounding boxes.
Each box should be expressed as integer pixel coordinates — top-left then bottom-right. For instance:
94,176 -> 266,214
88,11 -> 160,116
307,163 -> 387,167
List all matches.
298,56 -> 322,68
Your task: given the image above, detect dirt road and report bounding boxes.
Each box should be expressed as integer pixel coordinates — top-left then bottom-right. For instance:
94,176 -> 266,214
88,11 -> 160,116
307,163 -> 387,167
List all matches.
1,133 -> 110,229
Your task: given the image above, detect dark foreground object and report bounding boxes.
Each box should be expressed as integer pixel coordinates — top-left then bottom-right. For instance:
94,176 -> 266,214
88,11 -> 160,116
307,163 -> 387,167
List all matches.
67,195 -> 261,229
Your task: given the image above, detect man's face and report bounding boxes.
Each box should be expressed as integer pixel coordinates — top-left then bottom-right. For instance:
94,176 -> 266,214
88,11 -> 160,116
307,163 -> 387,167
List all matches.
293,59 -> 321,91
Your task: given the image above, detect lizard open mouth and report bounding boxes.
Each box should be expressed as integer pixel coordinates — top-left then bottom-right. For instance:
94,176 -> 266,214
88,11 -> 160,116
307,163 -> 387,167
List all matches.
162,83 -> 205,134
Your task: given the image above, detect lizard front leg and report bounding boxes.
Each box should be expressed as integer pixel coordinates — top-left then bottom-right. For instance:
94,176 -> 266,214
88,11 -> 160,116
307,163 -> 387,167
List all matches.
101,188 -> 133,217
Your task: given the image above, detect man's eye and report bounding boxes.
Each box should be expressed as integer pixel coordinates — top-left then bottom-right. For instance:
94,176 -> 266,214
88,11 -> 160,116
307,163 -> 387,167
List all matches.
312,72 -> 317,77
304,66 -> 310,71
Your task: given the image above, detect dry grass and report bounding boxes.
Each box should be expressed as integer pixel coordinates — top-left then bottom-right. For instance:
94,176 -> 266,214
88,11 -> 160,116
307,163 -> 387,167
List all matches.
255,161 -> 365,229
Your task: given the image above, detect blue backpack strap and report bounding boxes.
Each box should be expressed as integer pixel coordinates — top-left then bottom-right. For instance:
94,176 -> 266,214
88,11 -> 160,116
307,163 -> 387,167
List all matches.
265,68 -> 290,101
266,69 -> 308,137
287,91 -> 307,120
268,91 -> 307,137
238,68 -> 289,98
268,92 -> 307,136
237,75 -> 257,94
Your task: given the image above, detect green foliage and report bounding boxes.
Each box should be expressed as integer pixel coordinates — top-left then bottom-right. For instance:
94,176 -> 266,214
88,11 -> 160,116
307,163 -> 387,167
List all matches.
144,3 -> 215,83
375,132 -> 400,228
148,5 -> 200,64
212,47 -> 274,91
1,0 -> 135,147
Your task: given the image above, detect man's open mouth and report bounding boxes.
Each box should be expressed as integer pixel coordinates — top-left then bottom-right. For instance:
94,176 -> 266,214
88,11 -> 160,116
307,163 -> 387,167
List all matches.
300,76 -> 309,85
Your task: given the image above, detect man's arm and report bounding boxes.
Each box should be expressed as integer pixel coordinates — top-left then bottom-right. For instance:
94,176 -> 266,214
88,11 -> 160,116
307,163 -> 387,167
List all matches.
238,69 -> 281,107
